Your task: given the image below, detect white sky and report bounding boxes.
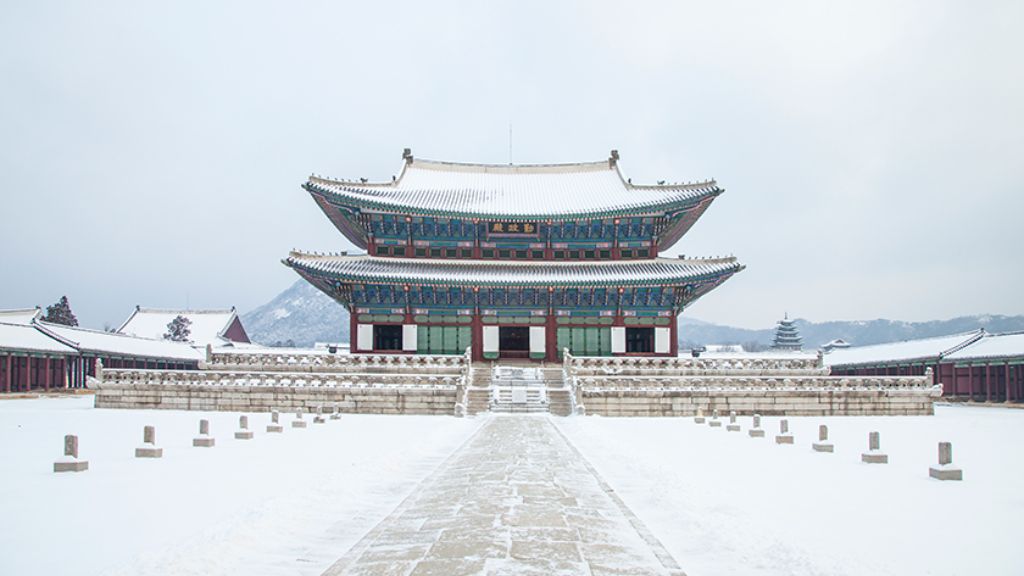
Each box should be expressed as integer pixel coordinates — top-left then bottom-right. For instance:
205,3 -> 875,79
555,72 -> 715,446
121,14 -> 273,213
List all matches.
1,0 -> 1021,329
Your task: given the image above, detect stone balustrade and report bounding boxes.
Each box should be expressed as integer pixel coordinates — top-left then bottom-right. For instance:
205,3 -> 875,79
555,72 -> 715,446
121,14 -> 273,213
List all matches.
98,368 -> 465,389
565,352 -> 827,377
202,348 -> 468,374
573,374 -> 935,392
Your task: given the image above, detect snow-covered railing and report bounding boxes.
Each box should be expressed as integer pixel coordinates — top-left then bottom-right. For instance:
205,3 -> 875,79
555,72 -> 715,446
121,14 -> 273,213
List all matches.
203,348 -> 469,373
575,371 -> 937,393
564,351 -> 827,377
454,347 -> 472,417
97,368 -> 462,389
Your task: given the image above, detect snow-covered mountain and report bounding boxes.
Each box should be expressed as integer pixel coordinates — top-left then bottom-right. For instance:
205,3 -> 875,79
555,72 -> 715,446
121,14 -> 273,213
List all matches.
242,280 -> 348,347
242,280 -> 1024,350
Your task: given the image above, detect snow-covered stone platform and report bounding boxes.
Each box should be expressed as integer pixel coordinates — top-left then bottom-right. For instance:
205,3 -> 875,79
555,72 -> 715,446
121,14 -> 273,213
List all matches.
566,353 -> 940,416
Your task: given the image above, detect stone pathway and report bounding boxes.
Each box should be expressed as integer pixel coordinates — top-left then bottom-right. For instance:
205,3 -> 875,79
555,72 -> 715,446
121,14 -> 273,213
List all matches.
322,416 -> 683,576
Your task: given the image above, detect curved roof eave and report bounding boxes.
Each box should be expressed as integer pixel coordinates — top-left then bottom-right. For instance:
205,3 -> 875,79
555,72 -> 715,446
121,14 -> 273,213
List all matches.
306,182 -> 723,222
282,253 -> 744,289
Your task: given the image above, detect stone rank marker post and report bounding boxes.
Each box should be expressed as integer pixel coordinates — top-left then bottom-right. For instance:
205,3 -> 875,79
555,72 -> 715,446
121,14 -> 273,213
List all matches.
329,405 -> 341,420
54,434 -> 89,473
812,425 -> 834,453
292,409 -> 308,428
861,431 -> 888,464
693,408 -> 705,424
235,415 -> 254,440
929,442 -> 963,481
266,410 -> 284,433
193,419 -> 215,447
726,410 -> 741,432
748,414 -> 765,438
135,425 -> 163,458
775,419 -> 794,444
314,405 -> 325,424
709,409 -> 722,427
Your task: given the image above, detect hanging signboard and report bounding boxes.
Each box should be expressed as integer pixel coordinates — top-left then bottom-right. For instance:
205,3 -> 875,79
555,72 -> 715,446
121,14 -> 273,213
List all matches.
487,221 -> 539,235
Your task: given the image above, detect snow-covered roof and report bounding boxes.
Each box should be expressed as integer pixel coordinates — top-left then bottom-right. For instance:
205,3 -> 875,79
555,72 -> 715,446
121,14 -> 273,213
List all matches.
945,332 -> 1024,362
0,322 -> 77,355
0,308 -> 42,325
306,155 -> 722,220
285,252 -> 744,287
37,321 -> 203,361
825,330 -> 983,367
117,307 -> 245,346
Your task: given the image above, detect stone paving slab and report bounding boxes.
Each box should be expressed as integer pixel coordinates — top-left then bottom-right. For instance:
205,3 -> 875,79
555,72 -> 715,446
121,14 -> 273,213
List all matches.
323,416 -> 683,576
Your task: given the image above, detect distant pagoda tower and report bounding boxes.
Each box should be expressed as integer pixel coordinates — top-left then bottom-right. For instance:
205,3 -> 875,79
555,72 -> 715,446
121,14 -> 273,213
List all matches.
771,314 -> 803,351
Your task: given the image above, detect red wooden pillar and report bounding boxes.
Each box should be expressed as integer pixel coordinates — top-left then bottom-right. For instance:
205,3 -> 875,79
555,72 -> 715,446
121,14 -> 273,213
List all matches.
1005,361 -> 1013,403
669,313 -> 679,357
986,363 -> 992,402
951,365 -> 959,398
966,365 -> 973,400
470,313 -> 483,363
545,314 -> 557,363
4,355 -> 9,393
26,356 -> 33,391
349,310 -> 359,353
43,357 -> 51,392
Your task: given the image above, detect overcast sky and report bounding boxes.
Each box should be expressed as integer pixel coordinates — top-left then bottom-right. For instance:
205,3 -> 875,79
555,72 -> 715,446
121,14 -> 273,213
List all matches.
1,1 -> 1021,330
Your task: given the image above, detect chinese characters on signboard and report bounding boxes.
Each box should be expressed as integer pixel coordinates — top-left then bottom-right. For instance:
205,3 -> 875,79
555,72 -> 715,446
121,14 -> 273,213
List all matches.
488,221 -> 538,235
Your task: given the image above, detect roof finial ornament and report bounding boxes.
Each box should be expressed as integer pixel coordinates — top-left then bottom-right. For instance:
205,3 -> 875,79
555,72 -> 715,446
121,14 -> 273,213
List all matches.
402,148 -> 413,164
609,149 -> 619,167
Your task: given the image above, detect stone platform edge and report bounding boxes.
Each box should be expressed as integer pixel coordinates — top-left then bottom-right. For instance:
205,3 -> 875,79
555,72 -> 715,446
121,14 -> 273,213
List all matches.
93,383 -> 457,415
579,387 -> 939,416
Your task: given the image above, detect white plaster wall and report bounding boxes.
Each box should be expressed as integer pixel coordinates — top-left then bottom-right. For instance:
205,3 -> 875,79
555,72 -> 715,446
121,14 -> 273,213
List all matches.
357,324 -> 373,351
482,326 -> 498,353
655,327 -> 670,354
529,326 -> 546,354
611,327 -> 626,354
402,324 -> 417,351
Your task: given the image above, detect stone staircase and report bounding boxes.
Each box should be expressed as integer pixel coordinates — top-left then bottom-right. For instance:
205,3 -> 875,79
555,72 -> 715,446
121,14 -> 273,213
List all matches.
466,367 -> 492,416
490,386 -> 549,413
465,362 -> 573,416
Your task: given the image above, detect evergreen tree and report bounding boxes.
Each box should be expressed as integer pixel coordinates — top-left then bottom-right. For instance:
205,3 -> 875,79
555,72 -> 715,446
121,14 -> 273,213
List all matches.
164,315 -> 192,342
43,296 -> 78,326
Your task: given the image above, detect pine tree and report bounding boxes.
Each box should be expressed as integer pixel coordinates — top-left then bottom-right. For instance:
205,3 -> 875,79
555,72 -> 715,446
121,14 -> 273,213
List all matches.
164,315 -> 192,342
43,296 -> 78,326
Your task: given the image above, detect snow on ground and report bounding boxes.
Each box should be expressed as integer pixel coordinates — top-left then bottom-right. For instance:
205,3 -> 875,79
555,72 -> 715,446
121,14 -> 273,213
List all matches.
0,396 -> 480,576
557,405 -> 1024,576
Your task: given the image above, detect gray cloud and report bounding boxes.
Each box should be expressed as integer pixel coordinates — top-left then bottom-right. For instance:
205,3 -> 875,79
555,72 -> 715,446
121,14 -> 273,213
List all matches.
1,0 -> 1020,329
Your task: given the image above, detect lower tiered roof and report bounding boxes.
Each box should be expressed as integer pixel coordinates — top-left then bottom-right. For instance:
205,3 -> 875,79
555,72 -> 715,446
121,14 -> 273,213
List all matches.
283,252 -> 743,288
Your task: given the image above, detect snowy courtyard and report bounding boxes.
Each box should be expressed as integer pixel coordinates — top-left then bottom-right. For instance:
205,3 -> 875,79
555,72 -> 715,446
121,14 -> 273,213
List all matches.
1,397 -> 1021,575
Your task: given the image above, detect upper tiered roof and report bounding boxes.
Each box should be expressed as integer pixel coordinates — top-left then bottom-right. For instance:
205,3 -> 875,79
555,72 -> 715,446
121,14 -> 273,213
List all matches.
284,252 -> 743,288
305,151 -> 722,221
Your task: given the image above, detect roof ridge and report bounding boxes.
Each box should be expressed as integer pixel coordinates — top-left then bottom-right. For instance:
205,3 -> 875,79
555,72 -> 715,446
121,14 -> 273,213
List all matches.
36,319 -> 194,344
0,307 -> 42,314
839,329 -> 984,351
133,307 -> 235,314
286,251 -> 740,268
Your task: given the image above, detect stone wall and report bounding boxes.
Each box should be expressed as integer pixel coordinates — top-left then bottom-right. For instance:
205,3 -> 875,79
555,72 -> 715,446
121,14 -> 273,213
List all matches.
93,382 -> 458,415
580,388 -> 937,417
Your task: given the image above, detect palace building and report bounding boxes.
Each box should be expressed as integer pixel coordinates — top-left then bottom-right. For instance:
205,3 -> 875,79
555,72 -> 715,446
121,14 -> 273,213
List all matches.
285,150 -> 743,362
